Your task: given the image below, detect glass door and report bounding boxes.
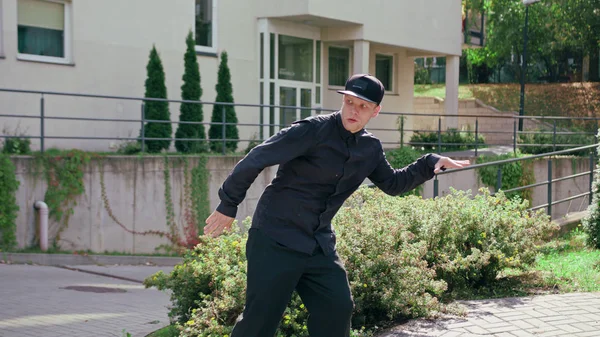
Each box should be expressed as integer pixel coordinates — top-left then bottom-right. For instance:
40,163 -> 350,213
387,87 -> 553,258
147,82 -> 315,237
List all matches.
277,83 -> 313,130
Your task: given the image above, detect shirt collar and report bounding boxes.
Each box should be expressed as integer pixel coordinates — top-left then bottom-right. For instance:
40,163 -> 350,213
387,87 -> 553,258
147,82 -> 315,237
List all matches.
335,111 -> 362,143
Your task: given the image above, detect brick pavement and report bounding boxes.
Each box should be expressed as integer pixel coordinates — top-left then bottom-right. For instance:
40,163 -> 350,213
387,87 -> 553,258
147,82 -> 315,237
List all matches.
0,264 -> 171,337
379,292 -> 600,337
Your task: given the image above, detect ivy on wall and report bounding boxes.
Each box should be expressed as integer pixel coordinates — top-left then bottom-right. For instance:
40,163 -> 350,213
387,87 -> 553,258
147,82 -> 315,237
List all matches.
0,153 -> 20,250
475,151 -> 535,204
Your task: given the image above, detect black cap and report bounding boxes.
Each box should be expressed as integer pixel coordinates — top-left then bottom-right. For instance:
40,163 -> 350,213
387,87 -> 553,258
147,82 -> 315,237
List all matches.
337,74 -> 385,105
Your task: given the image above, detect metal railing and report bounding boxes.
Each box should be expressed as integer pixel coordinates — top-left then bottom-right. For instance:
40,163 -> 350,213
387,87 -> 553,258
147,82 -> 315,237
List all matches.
0,87 -> 598,157
431,143 -> 597,218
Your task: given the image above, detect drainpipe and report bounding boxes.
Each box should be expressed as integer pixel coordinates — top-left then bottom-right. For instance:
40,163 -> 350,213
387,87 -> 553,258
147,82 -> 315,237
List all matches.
34,201 -> 48,251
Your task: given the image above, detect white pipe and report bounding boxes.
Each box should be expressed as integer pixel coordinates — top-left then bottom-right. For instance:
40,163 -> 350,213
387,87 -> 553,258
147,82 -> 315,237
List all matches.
34,201 -> 48,252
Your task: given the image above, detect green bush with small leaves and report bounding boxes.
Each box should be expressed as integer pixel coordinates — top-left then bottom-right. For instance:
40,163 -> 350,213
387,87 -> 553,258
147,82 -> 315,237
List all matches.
145,187 -> 557,336
409,128 -> 485,152
583,131 -> 600,248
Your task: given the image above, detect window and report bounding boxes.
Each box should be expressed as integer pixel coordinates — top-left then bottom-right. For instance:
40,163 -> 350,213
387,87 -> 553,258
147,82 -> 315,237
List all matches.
17,0 -> 71,63
375,54 -> 393,91
195,0 -> 217,53
328,47 -> 350,86
278,35 -> 313,82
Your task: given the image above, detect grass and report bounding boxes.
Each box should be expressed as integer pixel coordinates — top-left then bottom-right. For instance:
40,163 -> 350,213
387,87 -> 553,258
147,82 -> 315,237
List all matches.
414,84 -> 475,99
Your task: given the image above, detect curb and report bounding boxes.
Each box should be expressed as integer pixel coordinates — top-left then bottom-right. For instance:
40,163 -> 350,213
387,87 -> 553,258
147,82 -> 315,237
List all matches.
1,253 -> 183,266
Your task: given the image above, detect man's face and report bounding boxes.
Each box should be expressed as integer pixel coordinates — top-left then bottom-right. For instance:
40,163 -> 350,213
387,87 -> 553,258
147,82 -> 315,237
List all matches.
340,95 -> 381,133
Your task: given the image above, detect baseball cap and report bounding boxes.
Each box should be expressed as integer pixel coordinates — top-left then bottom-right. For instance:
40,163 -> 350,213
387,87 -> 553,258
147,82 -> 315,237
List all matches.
337,74 -> 385,105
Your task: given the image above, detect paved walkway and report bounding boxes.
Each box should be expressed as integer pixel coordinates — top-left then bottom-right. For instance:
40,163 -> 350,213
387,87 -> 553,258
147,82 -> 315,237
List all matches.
0,264 -> 173,337
1,262 -> 599,337
379,293 -> 600,337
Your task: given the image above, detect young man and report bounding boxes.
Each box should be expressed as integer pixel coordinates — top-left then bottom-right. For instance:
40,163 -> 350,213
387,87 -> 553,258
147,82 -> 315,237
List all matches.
204,74 -> 470,337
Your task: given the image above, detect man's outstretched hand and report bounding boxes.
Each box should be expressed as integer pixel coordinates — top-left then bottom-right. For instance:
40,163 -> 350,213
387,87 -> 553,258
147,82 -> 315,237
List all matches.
434,156 -> 471,174
204,210 -> 235,238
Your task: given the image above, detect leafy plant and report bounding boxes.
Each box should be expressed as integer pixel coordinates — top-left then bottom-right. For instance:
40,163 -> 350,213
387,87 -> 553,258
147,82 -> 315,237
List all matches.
409,128 -> 485,152
39,150 -> 92,244
0,153 -> 20,250
582,132 -> 600,249
144,187 -> 557,336
475,151 -> 535,204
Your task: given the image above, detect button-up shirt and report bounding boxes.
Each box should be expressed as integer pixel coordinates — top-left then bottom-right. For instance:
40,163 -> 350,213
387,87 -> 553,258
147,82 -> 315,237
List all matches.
216,111 -> 440,256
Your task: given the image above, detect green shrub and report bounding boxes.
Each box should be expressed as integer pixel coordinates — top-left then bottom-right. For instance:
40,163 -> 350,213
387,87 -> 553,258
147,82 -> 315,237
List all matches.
145,188 -> 557,336
3,136 -> 31,155
582,132 -> 600,248
475,151 -> 535,204
0,153 -> 20,250
409,128 -> 485,152
518,130 -> 594,156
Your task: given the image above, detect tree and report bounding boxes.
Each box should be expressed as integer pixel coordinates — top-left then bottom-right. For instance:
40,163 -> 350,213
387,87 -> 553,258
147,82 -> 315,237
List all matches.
175,31 -> 207,153
463,0 -> 599,83
209,51 -> 239,153
142,45 -> 172,153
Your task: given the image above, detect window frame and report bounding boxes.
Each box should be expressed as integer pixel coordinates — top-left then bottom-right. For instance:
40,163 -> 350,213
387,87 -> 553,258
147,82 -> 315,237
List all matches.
375,53 -> 394,92
194,0 -> 218,55
16,0 -> 72,64
327,45 -> 351,88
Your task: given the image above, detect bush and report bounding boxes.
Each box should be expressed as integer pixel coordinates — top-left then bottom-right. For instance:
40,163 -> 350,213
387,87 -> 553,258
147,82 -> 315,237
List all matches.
518,130 -> 594,156
0,153 -> 20,250
2,137 -> 31,155
409,128 -> 485,152
582,132 -> 600,248
474,150 -> 535,204
145,188 -> 557,336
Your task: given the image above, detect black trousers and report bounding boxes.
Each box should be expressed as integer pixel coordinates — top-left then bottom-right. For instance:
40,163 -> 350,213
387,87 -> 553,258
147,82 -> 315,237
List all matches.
231,228 -> 354,337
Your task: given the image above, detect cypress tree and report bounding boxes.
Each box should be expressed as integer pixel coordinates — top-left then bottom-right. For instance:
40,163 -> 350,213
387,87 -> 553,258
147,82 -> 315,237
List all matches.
142,45 -> 172,153
209,51 -> 239,153
175,31 -> 207,153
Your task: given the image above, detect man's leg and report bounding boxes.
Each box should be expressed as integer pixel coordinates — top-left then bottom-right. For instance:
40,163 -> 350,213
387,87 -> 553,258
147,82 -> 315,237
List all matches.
231,228 -> 304,337
296,249 -> 354,337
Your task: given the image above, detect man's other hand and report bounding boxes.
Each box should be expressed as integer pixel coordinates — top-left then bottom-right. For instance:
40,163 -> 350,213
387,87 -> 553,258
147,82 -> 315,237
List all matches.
434,156 -> 471,174
204,211 -> 235,237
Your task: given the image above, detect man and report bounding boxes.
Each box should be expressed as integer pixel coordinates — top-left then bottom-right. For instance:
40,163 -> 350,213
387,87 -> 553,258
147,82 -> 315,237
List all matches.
205,74 -> 470,337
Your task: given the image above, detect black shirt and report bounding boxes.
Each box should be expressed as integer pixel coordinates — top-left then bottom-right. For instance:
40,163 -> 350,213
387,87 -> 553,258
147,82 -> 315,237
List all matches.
216,111 -> 441,256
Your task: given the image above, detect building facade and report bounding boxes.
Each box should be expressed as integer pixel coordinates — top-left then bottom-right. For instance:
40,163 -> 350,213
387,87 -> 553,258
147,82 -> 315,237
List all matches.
0,0 -> 465,151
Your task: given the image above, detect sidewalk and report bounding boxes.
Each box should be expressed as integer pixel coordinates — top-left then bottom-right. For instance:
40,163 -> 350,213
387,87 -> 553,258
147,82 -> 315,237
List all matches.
1,258 -> 599,337
0,263 -> 173,337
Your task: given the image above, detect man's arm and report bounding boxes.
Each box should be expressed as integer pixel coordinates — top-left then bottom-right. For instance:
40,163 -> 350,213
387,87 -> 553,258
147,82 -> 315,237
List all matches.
368,151 -> 470,196
368,152 -> 441,196
205,120 -> 316,237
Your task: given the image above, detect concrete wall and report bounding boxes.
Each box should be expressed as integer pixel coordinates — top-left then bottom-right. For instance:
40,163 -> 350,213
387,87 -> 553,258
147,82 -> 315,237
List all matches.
11,155 -> 277,253
10,154 -> 592,253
